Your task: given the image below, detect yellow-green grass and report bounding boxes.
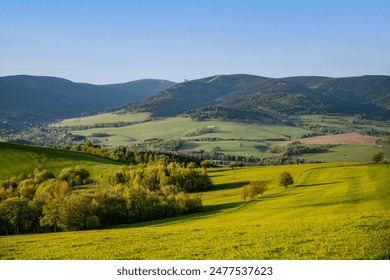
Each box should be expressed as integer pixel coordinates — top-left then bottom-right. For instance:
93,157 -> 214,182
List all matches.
0,142 -> 121,180
1,163 -> 389,260
51,112 -> 151,127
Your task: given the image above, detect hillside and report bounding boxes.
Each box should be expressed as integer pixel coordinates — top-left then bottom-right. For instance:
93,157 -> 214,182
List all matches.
0,142 -> 120,180
0,75 -> 175,134
1,163 -> 389,259
123,74 -> 390,120
284,75 -> 390,110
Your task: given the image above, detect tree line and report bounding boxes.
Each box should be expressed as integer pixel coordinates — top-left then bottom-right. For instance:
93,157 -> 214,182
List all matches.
183,150 -> 321,166
269,141 -> 331,156
0,161 -> 212,235
65,141 -> 202,166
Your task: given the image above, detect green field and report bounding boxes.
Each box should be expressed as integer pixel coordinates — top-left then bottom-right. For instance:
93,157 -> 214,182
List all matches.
52,112 -> 151,127
300,145 -> 390,163
0,142 -> 120,180
49,113 -> 390,161
69,116 -> 310,144
1,162 -> 389,259
58,114 -> 312,156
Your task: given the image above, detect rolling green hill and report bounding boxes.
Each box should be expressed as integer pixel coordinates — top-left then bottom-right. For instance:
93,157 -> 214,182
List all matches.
51,113 -> 390,162
0,142 -> 120,180
0,75 -> 175,134
65,115 -> 312,152
1,162 -> 389,259
285,75 -> 390,109
123,74 -> 390,120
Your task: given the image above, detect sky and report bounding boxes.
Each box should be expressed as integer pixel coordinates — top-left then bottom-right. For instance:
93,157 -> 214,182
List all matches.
0,0 -> 389,84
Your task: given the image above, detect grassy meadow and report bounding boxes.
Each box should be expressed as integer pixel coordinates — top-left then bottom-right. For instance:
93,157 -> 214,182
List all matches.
0,142 -> 120,180
51,112 -> 310,148
52,112 -> 151,127
68,116 -> 310,145
2,114 -> 389,259
299,145 -> 390,163
49,113 -> 390,161
1,162 -> 389,260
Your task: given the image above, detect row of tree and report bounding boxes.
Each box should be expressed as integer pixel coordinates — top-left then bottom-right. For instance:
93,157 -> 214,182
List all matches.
184,151 -> 321,166
269,141 -> 331,156
67,141 -> 202,166
0,162 -> 212,235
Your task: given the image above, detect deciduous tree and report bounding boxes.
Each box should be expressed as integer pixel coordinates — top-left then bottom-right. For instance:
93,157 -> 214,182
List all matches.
372,152 -> 384,163
200,160 -> 212,171
279,171 -> 294,189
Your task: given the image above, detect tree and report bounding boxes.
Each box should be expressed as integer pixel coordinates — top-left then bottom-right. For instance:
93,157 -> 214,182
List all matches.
279,171 -> 294,189
33,169 -> 55,184
200,160 -> 212,171
187,162 -> 198,170
0,197 -> 34,234
229,162 -> 238,170
372,152 -> 384,163
249,181 -> 268,199
59,166 -> 90,187
40,198 -> 62,232
242,181 -> 268,201
241,185 -> 250,202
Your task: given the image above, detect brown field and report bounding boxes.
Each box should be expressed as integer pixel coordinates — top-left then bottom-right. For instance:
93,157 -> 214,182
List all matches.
276,133 -> 379,146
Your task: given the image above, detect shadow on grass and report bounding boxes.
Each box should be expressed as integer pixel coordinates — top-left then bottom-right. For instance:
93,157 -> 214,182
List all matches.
113,201 -> 243,229
296,181 -> 342,187
201,202 -> 242,214
263,191 -> 300,201
211,181 -> 250,191
206,168 -> 230,173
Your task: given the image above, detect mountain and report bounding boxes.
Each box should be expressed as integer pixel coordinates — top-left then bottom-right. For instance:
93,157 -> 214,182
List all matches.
283,75 -> 390,110
0,75 -> 175,134
2,73 -> 389,136
123,74 -> 390,121
105,79 -> 176,97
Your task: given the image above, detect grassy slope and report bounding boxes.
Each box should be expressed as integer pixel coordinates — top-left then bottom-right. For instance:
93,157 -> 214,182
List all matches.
66,115 -> 311,156
0,142 -> 120,180
1,163 -> 389,260
70,116 -> 309,141
52,112 -> 151,127
301,145 -> 390,162
51,113 -> 390,160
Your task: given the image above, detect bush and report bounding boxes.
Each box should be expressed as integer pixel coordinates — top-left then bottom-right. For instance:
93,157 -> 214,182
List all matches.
372,152 -> 384,163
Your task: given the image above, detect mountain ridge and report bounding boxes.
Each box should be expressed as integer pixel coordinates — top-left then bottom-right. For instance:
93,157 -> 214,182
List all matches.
121,74 -> 390,121
1,73 -> 390,137
0,75 -> 176,134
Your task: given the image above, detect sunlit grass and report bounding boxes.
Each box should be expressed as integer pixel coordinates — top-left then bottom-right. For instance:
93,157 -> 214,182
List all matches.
0,142 -> 120,180
51,112 -> 151,127
1,163 -> 389,260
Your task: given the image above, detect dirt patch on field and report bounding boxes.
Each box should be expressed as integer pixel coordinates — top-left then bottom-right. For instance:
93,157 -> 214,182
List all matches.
275,133 -> 379,146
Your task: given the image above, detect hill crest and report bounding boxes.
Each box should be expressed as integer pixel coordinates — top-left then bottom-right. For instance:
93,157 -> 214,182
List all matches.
0,75 -> 175,134
121,74 -> 390,121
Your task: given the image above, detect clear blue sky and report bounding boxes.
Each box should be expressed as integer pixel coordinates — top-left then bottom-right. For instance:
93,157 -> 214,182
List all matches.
1,0 -> 389,84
